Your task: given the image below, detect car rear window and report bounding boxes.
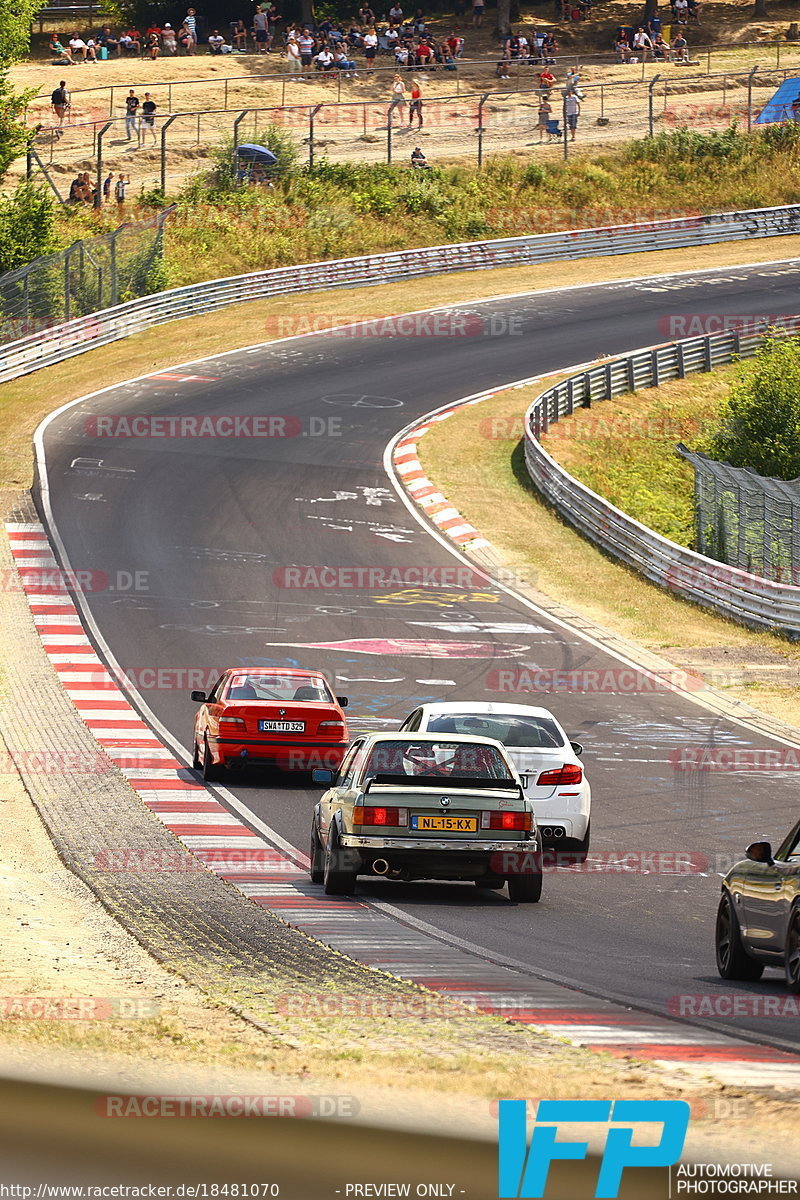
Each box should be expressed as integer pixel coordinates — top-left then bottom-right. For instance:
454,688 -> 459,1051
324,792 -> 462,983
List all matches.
225,674 -> 333,702
427,713 -> 564,749
362,740 -> 514,782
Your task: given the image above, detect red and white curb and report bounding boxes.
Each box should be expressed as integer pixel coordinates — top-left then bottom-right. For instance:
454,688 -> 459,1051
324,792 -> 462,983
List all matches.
393,403 -> 492,550
7,517 -> 800,1092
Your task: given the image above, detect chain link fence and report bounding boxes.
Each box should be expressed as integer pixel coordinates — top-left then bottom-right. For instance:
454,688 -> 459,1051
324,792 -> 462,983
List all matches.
679,446 -> 800,584
0,207 -> 172,344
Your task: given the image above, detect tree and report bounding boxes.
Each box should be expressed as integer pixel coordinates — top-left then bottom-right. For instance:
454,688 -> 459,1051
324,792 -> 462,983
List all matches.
0,0 -> 43,60
706,334 -> 800,480
753,0 -> 768,15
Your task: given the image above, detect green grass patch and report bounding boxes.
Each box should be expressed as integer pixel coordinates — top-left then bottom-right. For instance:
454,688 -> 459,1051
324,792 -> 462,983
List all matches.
541,368 -> 734,546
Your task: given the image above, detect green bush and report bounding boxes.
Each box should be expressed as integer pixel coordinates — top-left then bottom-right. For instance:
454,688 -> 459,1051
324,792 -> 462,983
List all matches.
704,333 -> 800,480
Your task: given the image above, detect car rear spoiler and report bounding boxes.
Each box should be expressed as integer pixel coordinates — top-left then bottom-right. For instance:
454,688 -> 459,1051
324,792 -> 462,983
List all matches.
365,774 -> 523,797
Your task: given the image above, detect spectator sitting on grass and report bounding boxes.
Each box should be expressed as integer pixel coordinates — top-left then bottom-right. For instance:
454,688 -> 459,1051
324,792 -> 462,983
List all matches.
68,34 -> 90,61
84,36 -> 99,61
411,145 -> 429,167
120,29 -> 141,54
315,45 -> 335,72
161,23 -> 177,53
687,0 -> 700,19
542,32 -> 557,62
230,19 -> 247,50
49,34 -> 75,64
673,0 -> 688,22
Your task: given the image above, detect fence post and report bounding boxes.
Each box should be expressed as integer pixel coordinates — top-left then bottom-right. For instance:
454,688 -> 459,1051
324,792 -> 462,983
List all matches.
26,145 -> 32,180
110,228 -> 119,307
94,120 -> 112,210
309,104 -> 322,168
600,83 -> 604,121
387,110 -> 392,164
109,85 -> 114,116
233,109 -> 248,155
648,74 -> 661,136
224,77 -> 229,109
64,245 -> 72,323
563,92 -> 568,160
477,92 -> 489,168
747,64 -> 758,132
160,113 -> 179,193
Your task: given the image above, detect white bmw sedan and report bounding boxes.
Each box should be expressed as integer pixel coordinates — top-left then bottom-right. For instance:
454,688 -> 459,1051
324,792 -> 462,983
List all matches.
398,702 -> 591,859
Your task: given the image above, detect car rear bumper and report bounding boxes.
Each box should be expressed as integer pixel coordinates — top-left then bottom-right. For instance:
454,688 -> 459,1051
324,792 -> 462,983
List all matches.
339,835 -> 536,852
213,738 -> 347,770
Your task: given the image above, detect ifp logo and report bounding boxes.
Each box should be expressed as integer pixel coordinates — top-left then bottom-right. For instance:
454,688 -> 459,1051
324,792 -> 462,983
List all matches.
498,1100 -> 690,1198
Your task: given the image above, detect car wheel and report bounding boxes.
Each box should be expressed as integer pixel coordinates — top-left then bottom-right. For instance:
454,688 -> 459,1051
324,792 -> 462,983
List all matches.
785,907 -> 800,994
310,819 -> 325,884
507,870 -> 542,903
572,820 -> 590,864
202,738 -> 224,784
323,824 -> 358,896
715,891 -> 763,981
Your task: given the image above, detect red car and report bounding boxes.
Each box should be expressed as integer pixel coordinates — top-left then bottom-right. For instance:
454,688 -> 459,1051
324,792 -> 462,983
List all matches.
191,668 -> 349,780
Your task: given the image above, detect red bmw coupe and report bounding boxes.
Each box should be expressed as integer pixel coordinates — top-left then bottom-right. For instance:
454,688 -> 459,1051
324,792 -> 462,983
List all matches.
191,668 -> 349,780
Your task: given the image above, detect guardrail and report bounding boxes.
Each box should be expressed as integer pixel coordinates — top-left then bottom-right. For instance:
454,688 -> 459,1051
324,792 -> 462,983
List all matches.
4,201 -> 800,386
523,327 -> 800,637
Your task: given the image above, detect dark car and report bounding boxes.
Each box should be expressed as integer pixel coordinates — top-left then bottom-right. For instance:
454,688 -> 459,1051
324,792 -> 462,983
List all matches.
715,818 -> 800,992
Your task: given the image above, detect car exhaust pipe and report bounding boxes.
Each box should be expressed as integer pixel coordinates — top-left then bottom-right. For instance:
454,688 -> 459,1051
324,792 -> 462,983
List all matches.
372,858 -> 391,875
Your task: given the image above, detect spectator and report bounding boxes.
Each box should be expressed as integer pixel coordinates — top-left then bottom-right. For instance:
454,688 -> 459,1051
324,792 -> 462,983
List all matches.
539,66 -> 556,90
395,42 -> 409,65
182,8 -> 198,53
267,4 -> 281,38
564,89 -> 580,140
416,38 -> 434,67
408,76 -> 423,126
102,170 -> 113,201
647,10 -> 663,36
286,35 -> 302,72
673,0 -> 688,22
298,27 -> 315,75
333,45 -> 357,75
230,19 -> 247,50
472,0 -> 484,26
358,3 -> 375,23
69,33 -> 90,61
412,7 -> 426,33
542,32 -> 557,62
671,30 -> 688,60
124,89 -> 140,140
632,26 -> 652,59
517,31 -> 529,59
410,145 -> 429,167
445,29 -> 463,57
49,35 -> 74,64
363,25 -> 378,68
252,5 -> 269,52
208,29 -> 224,53
389,3 -> 404,23
388,72 -> 407,124
114,173 -> 130,206
161,23 -> 177,54
120,29 -> 142,54
536,92 -> 551,141
147,29 -> 160,59
97,26 -> 120,56
687,0 -> 700,21
496,54 -> 510,79
139,92 -> 157,144
315,45 -> 334,73
84,36 -> 99,61
51,81 -> 70,134
615,32 -> 631,61
652,31 -> 667,57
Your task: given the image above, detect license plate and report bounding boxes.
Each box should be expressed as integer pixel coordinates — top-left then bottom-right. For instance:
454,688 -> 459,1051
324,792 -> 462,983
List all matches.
411,815 -> 478,833
258,720 -> 305,733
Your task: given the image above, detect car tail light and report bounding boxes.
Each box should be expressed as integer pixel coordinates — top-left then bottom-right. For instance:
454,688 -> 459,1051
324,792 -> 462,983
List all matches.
318,721 -> 345,730
481,810 -> 532,831
537,763 -> 583,787
353,805 -> 408,827
219,716 -> 245,727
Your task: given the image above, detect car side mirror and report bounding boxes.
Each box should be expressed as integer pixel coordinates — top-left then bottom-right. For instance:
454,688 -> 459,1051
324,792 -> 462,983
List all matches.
337,696 -> 349,708
745,840 -> 774,864
191,690 -> 207,703
312,768 -> 335,785
570,741 -> 584,757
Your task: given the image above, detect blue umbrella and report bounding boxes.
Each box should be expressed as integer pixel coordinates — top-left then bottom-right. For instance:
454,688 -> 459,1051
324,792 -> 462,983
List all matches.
236,143 -> 278,164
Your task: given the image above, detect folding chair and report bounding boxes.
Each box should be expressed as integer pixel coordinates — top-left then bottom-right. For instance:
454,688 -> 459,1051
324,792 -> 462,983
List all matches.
546,117 -> 563,140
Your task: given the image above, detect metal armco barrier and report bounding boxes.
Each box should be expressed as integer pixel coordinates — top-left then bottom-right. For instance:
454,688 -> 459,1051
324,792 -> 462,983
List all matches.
523,326 -> 800,637
2,202 -> 800,385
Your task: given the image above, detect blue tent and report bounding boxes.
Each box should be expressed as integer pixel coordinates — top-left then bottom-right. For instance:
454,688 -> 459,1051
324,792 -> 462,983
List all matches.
236,143 -> 278,163
755,77 -> 800,124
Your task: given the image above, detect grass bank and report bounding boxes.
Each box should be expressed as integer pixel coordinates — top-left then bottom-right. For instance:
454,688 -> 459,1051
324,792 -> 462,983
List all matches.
53,123 -> 800,289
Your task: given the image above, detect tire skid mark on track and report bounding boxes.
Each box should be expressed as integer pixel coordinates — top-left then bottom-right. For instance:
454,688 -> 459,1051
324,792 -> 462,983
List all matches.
8,516 -> 800,1090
